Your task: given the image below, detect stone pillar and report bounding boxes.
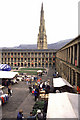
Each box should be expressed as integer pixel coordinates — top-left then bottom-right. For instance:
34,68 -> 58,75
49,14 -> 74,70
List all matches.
73,45 -> 75,65
70,47 -> 72,64
77,43 -> 79,66
75,72 -> 78,87
68,48 -> 69,63
66,66 -> 69,81
71,69 -> 73,85
68,67 -> 70,83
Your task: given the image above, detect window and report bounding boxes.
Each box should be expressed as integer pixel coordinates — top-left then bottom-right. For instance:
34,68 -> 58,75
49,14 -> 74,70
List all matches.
46,63 -> 48,67
21,58 -> 23,62
42,58 -> 44,62
35,53 -> 37,55
21,53 -> 23,55
14,53 -> 16,55
11,63 -> 13,66
35,58 -> 37,62
42,63 -> 44,67
35,63 -> 37,67
49,63 -> 51,67
53,58 -> 55,61
39,63 -> 41,67
14,58 -> 16,62
11,53 -> 13,55
28,63 -> 30,67
28,58 -> 30,62
25,53 -> 26,55
39,58 -> 41,60
31,53 -> 33,55
21,63 -> 23,67
49,58 -> 51,61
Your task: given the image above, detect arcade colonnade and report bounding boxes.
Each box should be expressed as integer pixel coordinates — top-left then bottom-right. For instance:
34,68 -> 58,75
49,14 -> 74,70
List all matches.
56,35 -> 80,88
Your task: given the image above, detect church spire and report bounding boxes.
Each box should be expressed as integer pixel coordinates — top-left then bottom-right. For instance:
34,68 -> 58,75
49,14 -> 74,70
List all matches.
37,3 -> 47,49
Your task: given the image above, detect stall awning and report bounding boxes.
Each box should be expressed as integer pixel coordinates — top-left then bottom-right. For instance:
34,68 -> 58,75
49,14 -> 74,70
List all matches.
37,70 -> 42,73
0,71 -> 18,79
0,64 -> 11,71
53,77 -> 73,88
47,92 -> 79,118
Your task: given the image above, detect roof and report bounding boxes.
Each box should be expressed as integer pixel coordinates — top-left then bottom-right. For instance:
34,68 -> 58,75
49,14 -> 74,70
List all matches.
1,48 -> 57,52
47,92 -> 79,118
57,35 -> 80,52
0,71 -> 18,79
53,77 -> 73,88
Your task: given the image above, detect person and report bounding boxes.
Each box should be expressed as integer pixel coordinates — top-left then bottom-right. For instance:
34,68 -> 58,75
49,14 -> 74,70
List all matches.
34,89 -> 38,101
56,89 -> 60,93
28,84 -> 32,93
42,83 -> 45,90
27,112 -> 36,120
8,84 -> 12,97
37,109 -> 43,120
45,83 -> 50,94
17,109 -> 24,120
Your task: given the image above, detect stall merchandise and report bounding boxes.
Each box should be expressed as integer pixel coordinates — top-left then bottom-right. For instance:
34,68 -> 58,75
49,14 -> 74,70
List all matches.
0,94 -> 9,105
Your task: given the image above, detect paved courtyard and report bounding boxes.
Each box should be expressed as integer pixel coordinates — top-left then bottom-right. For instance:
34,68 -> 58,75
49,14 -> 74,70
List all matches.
2,68 -> 55,119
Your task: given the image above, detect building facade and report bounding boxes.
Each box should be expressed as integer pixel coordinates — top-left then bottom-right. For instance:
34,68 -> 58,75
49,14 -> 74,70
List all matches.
1,49 -> 56,68
56,35 -> 80,88
37,3 -> 47,49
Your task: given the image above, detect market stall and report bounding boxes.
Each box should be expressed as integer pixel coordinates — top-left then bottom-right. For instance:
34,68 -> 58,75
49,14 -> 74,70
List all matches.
0,64 -> 11,71
0,71 -> 18,86
53,77 -> 75,93
0,71 -> 18,79
47,92 -> 79,119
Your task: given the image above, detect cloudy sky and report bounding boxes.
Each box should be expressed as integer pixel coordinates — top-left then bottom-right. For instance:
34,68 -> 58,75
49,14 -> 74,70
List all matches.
0,0 -> 79,47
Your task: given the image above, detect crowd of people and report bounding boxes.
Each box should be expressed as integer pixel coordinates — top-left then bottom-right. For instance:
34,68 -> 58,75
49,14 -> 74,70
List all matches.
17,72 -> 51,120
28,78 -> 53,102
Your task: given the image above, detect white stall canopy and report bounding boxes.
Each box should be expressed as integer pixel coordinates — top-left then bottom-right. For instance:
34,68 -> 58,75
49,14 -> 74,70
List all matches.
53,77 -> 73,88
47,93 -> 79,119
37,70 -> 42,73
0,71 -> 18,79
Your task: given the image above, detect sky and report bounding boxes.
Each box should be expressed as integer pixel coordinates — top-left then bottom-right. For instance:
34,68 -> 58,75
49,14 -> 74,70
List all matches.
0,0 -> 79,47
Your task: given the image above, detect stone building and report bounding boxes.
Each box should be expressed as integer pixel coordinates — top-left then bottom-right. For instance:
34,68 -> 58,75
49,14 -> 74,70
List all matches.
1,49 -> 56,68
37,3 -> 47,49
0,3 -> 56,68
56,35 -> 80,88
